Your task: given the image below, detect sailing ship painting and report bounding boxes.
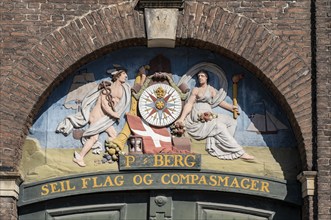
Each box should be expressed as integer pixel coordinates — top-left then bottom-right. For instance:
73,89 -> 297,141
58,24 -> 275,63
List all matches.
247,101 -> 288,134
64,71 -> 97,110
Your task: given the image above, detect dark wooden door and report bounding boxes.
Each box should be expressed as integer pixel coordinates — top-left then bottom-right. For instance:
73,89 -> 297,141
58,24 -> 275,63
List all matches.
19,190 -> 300,220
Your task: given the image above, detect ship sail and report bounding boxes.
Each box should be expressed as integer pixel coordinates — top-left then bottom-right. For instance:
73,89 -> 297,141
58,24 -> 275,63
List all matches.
64,72 -> 97,110
247,111 -> 288,134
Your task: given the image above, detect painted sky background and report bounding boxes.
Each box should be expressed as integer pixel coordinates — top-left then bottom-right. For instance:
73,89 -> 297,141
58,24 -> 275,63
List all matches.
28,47 -> 297,149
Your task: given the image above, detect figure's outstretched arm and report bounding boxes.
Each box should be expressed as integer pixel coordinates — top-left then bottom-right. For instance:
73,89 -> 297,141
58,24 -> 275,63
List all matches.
219,101 -> 238,114
210,86 -> 237,114
176,88 -> 198,123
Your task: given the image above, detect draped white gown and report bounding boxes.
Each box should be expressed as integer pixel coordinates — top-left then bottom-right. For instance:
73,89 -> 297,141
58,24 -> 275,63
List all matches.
184,85 -> 244,160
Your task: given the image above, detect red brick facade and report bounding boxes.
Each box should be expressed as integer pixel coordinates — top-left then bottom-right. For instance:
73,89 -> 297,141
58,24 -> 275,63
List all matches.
316,0 -> 331,219
0,0 -> 329,219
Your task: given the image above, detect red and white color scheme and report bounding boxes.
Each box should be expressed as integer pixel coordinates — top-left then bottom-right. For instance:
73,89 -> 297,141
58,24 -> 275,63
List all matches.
126,114 -> 173,154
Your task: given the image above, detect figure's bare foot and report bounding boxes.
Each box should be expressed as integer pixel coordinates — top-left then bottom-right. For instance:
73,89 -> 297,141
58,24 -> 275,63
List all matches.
73,151 -> 86,167
73,158 -> 86,167
240,153 -> 255,160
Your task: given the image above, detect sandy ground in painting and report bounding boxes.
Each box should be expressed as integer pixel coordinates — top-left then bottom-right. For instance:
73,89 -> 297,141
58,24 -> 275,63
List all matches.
20,138 -> 301,183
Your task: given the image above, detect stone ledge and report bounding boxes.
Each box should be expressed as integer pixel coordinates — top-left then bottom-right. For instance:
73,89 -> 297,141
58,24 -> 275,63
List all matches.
0,172 -> 23,200
137,0 -> 184,9
145,8 -> 179,48
297,171 -> 317,198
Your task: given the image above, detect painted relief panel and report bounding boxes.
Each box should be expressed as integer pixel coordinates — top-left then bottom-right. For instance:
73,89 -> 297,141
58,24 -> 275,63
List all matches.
21,47 -> 301,183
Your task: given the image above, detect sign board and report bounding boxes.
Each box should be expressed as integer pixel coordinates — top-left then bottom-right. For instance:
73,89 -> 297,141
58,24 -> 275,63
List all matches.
119,154 -> 201,170
18,170 -> 301,207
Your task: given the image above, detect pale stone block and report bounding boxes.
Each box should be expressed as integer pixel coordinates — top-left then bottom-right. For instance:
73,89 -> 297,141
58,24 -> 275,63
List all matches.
145,8 -> 178,48
297,171 -> 317,198
0,180 -> 20,199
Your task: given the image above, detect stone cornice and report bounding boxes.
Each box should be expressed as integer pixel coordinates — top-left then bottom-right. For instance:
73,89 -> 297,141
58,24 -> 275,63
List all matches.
0,172 -> 23,200
297,171 -> 318,198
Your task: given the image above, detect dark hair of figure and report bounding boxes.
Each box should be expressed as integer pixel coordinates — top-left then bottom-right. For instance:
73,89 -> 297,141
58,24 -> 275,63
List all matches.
197,69 -> 209,84
111,70 -> 125,82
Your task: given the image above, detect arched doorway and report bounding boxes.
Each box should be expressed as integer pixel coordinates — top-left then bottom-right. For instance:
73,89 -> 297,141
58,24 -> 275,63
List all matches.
19,47 -> 302,219
0,2 -> 313,219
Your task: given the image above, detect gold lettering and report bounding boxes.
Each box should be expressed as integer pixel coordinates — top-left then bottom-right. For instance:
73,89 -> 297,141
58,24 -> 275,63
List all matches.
260,181 -> 270,192
143,174 -> 153,185
50,183 -> 61,193
197,175 -> 207,185
230,178 -> 240,188
154,155 -> 163,166
103,176 -> 114,187
174,155 -> 184,167
171,174 -> 180,184
217,176 -> 229,186
125,156 -> 135,167
133,175 -> 142,185
161,174 -> 170,184
41,184 -> 49,196
152,154 -> 197,167
92,177 -> 103,188
209,175 -> 217,186
59,181 -> 66,192
114,175 -> 124,186
250,179 -> 260,191
179,174 -> 190,184
163,155 -> 172,166
191,174 -> 199,184
184,155 -> 196,167
240,178 -> 251,189
65,180 -> 76,191
81,177 -> 91,189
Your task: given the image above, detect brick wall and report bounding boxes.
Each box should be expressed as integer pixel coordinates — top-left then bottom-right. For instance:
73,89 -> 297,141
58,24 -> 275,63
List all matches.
176,0 -> 312,168
1,0 -> 313,172
0,0 -> 328,219
0,197 -> 18,220
0,0 -> 144,170
196,0 -> 311,64
315,0 -> 331,219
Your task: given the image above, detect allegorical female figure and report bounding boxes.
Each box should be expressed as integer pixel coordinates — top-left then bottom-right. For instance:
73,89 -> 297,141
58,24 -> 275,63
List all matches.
56,66 -> 131,167
176,70 -> 254,160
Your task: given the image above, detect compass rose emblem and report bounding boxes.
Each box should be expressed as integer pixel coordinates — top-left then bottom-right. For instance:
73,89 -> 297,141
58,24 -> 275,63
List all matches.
138,84 -> 182,127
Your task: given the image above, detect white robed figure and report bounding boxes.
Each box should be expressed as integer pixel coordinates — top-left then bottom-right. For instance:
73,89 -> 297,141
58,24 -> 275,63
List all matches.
56,67 -> 131,167
176,70 -> 254,160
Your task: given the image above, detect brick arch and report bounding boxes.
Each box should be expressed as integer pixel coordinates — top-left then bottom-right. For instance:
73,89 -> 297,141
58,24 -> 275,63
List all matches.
176,2 -> 312,170
1,2 -> 145,170
1,2 -> 312,171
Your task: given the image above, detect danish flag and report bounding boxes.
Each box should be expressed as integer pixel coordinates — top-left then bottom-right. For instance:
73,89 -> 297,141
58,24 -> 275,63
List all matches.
126,114 -> 173,154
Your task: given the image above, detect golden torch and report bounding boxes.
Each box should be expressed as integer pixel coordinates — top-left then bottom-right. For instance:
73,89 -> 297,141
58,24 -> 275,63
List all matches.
232,74 -> 244,119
